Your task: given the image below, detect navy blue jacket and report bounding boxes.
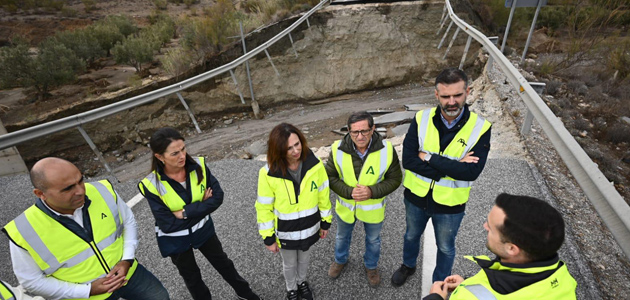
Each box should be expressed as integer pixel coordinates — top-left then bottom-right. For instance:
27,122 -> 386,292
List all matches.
403,105 -> 491,214
138,156 -> 223,257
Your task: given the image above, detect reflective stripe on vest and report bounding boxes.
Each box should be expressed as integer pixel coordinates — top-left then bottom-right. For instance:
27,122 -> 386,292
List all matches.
3,181 -> 137,300
141,157 -> 207,212
155,215 -> 210,237
0,281 -> 15,300
450,256 -> 578,300
255,159 -> 332,247
403,108 -> 490,206
464,285 -> 497,300
332,139 -> 393,224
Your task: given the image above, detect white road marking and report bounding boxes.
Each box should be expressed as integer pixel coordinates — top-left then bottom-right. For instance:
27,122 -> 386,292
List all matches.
127,193 -> 144,208
421,221 -> 437,297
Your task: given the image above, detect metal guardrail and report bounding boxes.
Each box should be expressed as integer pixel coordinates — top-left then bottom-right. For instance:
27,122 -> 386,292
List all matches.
440,0 -> 630,259
0,0 -> 330,176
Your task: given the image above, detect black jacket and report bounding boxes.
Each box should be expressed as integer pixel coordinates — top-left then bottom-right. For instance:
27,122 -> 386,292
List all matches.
402,105 -> 491,214
138,156 -> 224,257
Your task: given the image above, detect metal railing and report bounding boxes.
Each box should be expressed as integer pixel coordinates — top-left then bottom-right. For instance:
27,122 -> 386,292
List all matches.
0,0 -> 330,177
439,0 -> 630,259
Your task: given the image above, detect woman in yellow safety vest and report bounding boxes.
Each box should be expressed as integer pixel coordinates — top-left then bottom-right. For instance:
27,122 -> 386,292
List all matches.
255,123 -> 332,300
138,127 -> 261,300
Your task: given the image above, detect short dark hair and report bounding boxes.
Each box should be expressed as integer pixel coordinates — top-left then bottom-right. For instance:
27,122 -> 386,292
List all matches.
435,67 -> 468,89
347,111 -> 374,130
495,193 -> 565,261
267,123 -> 309,176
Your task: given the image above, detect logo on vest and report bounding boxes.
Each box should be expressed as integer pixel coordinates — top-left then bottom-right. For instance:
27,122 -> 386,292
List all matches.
101,213 -> 107,219
457,138 -> 467,147
550,278 -> 559,288
310,181 -> 318,192
366,166 -> 375,175
201,184 -> 205,194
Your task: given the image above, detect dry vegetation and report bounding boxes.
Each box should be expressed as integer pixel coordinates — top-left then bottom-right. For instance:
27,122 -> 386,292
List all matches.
470,0 -> 630,201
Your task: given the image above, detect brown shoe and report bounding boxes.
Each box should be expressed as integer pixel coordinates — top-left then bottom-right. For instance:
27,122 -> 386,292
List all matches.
365,267 -> 381,287
328,262 -> 346,279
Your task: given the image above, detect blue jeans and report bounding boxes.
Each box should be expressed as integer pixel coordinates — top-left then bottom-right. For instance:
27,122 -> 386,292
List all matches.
334,214 -> 384,269
107,263 -> 170,300
402,198 -> 465,282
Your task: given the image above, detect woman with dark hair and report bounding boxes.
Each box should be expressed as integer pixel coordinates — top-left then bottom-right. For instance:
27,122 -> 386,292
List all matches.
138,127 -> 261,300
255,123 -> 332,300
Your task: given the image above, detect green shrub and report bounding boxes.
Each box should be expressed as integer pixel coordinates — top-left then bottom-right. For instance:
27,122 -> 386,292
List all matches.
89,23 -> 125,55
52,29 -> 105,65
0,38 -> 84,99
81,0 -> 96,12
112,34 -> 156,73
153,0 -> 168,10
103,15 -> 138,37
160,48 -> 194,80
61,7 -> 77,17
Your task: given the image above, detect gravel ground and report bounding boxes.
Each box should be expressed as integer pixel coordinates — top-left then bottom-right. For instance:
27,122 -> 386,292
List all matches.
482,59 -> 630,300
0,76 -> 609,299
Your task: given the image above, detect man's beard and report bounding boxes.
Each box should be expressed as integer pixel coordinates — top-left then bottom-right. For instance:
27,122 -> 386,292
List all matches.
440,103 -> 462,117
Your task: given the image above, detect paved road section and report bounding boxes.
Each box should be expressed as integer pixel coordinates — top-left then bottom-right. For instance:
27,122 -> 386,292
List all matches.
0,157 -> 598,299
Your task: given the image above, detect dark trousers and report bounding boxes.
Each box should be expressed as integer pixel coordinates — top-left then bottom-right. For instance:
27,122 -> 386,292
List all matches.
170,234 -> 254,300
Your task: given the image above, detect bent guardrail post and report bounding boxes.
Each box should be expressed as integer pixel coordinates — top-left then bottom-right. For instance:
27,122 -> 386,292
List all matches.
438,20 -> 453,49
443,26 -> 460,60
485,36 -> 499,72
77,125 -> 117,181
264,49 -> 281,77
239,21 -> 260,119
288,33 -> 299,58
176,92 -> 202,134
520,0 -> 544,64
229,70 -> 247,104
520,82 -> 545,135
459,36 -> 473,70
501,0 -> 518,52
437,5 -> 448,35
444,0 -> 630,259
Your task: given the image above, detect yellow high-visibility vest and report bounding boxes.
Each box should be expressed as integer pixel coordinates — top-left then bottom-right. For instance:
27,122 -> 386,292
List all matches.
4,180 -> 137,300
403,108 -> 491,206
331,139 -> 394,224
450,256 -> 577,300
256,156 -> 332,249
139,157 -> 207,212
0,281 -> 16,300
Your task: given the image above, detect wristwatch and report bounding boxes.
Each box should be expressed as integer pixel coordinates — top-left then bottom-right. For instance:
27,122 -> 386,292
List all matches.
424,153 -> 432,162
182,209 -> 188,219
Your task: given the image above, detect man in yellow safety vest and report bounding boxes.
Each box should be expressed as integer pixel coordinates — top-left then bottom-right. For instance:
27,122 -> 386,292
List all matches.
392,68 -> 492,287
3,157 -> 169,300
424,193 -> 577,300
326,111 -> 402,287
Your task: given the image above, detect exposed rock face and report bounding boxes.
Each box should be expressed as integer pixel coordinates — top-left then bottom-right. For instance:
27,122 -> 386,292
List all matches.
192,2 -> 459,114
12,1 -> 479,162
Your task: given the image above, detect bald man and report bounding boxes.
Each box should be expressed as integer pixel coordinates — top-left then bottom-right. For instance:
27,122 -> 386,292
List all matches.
2,157 -> 170,300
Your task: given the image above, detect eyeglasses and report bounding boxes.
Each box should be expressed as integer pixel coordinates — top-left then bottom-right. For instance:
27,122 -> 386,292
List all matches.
349,129 -> 372,137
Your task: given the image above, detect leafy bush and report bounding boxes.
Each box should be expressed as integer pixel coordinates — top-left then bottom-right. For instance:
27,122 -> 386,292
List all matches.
81,0 -> 96,12
102,15 -> 138,37
112,34 -> 157,73
605,123 -> 630,144
153,0 -> 168,10
160,48 -> 194,80
52,29 -> 105,65
0,38 -> 84,99
89,23 -> 125,55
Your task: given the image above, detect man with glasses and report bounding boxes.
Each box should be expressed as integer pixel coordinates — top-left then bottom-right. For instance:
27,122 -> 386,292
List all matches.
325,111 -> 402,287
392,68 -> 492,287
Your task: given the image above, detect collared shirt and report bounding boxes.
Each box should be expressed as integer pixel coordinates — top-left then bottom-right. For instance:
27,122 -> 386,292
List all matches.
352,137 -> 373,160
9,195 -> 138,300
440,108 -> 464,129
